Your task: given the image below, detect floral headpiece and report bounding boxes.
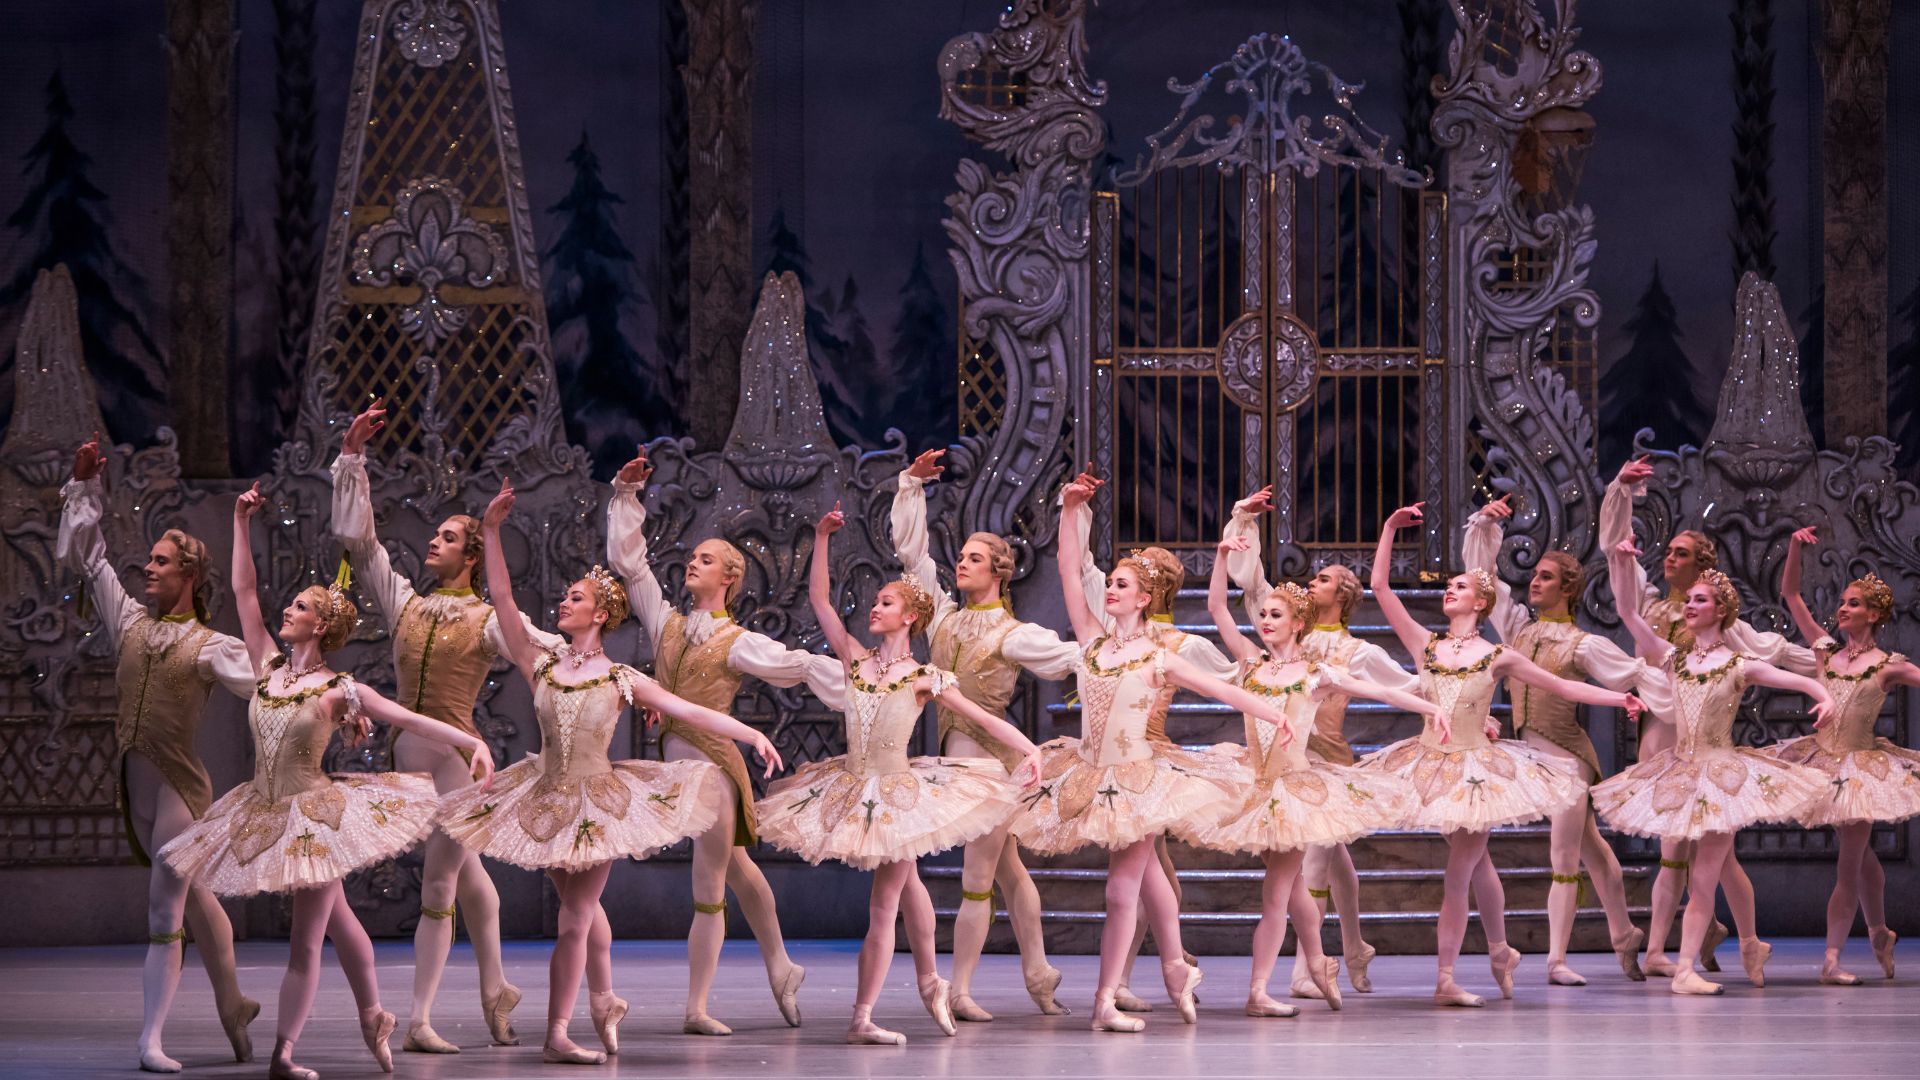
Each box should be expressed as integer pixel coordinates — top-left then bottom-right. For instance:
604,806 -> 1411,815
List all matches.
1697,568 -> 1740,627
1852,572 -> 1894,618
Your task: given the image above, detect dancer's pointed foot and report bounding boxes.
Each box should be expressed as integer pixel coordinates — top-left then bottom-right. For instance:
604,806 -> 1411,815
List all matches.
1490,943 -> 1521,1000
1739,937 -> 1772,987
1643,953 -> 1679,978
591,991 -> 629,1052
1546,959 -> 1587,986
917,974 -> 956,1036
1091,988 -> 1145,1032
1433,971 -> 1484,1008
1113,984 -> 1152,1012
481,981 -> 522,1046
1818,953 -> 1862,987
1289,968 -> 1326,999
771,963 -> 805,1027
1162,959 -> 1202,1025
1346,942 -> 1377,993
219,996 -> 259,1062
267,1040 -> 318,1080
950,992 -> 993,1022
1308,956 -> 1342,1011
847,1005 -> 906,1045
1024,964 -> 1070,1015
1245,985 -> 1299,1018
1870,927 -> 1898,979
402,1021 -> 460,1054
1613,927 -> 1647,982
136,1045 -> 182,1074
542,1022 -> 606,1065
1701,920 -> 1729,972
1670,967 -> 1724,996
358,1008 -> 396,1073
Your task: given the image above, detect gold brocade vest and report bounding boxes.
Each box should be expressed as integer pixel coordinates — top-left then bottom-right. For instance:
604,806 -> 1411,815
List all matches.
930,611 -> 1025,770
392,594 -> 495,742
1645,594 -> 1691,653
115,618 -> 219,861
653,611 -> 758,844
1511,620 -> 1603,781
1300,631 -> 1364,765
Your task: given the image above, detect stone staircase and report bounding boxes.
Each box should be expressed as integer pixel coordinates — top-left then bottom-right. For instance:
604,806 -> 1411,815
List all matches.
925,586 -> 1653,955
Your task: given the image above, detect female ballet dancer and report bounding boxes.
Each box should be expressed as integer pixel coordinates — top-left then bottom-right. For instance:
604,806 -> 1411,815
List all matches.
606,446 -> 836,1034
1224,486 -> 1421,996
161,484 -> 492,1080
331,400 -> 558,1052
1766,527 -> 1918,982
890,447 -> 1080,1019
1592,540 -> 1833,995
57,436 -> 260,1072
1010,474 -> 1305,1033
1601,456 -> 1815,975
754,504 -> 1042,1046
438,479 -> 782,1064
1463,495 -> 1649,985
1360,503 -> 1643,1007
1181,534 -> 1431,1017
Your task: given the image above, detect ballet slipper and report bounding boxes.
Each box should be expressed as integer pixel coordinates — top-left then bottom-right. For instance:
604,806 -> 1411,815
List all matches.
681,1013 -> 730,1037
1024,964 -> 1070,1015
1818,953 -> 1861,987
1161,959 -> 1202,1025
591,990 -> 629,1052
1613,927 -> 1647,982
541,1043 -> 608,1065
1701,920 -> 1728,972
847,1005 -> 906,1045
402,1020 -> 460,1054
218,995 -> 260,1062
1870,927 -> 1898,979
917,973 -> 956,1036
1113,984 -> 1152,1012
1546,959 -> 1587,987
771,963 -> 805,1027
950,992 -> 993,1022
1346,942 -> 1377,993
1642,953 -> 1679,978
1739,937 -> 1771,988
358,1007 -> 396,1074
1090,988 -> 1145,1033
137,1046 -> 182,1074
267,1040 -> 318,1080
1289,969 -> 1326,1000
1670,967 -> 1723,996
1245,985 -> 1300,1018
1309,956 -> 1343,1011
1433,969 -> 1484,1008
481,981 -> 522,1046
1490,943 -> 1521,1000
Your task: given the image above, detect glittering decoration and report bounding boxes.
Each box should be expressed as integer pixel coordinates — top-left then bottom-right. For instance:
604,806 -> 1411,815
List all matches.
349,176 -> 507,347
389,0 -> 467,68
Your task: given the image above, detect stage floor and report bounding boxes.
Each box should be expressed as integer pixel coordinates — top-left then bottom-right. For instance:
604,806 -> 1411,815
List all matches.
1,938 -> 1913,1078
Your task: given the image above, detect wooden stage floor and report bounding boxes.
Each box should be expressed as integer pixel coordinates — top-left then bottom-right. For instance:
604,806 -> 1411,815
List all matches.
1,938 -> 1913,1078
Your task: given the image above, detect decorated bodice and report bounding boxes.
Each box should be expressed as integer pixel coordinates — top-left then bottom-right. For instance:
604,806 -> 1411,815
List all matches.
1075,639 -> 1174,767
931,604 -> 1020,724
1816,653 -> 1903,753
1419,637 -> 1503,749
842,663 -> 946,777
530,658 -> 634,782
1510,618 -> 1586,734
1666,652 -> 1752,757
1238,661 -> 1316,779
249,665 -> 349,801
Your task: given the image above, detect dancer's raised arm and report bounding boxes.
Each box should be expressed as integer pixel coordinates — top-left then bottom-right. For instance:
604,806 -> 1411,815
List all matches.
1208,535 -> 1263,664
327,398 -> 414,621
1460,495 -> 1527,644
230,483 -> 275,671
604,446 -> 673,644
1608,540 -> 1672,663
809,504 -> 858,665
1371,504 -> 1431,657
478,478 -> 540,681
1222,485 -> 1275,617
1780,527 -> 1827,646
1056,470 -> 1106,643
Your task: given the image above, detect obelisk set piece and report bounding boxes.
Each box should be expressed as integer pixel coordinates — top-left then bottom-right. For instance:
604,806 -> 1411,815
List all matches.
66,397 -> 1915,1075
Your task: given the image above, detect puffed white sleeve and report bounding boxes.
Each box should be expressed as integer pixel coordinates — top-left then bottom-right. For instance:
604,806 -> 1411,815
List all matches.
889,470 -> 959,637
1630,662 -> 1676,720
482,608 -> 566,659
605,479 -> 670,644
1462,509 -> 1527,644
198,632 -> 261,699
1345,639 -> 1421,693
1177,632 -> 1240,680
728,629 -> 847,700
56,476 -> 139,649
329,452 -> 413,623
1000,619 -> 1082,681
1599,474 -> 1657,614
1725,619 -> 1818,678
1574,632 -> 1650,693
1222,499 -> 1271,619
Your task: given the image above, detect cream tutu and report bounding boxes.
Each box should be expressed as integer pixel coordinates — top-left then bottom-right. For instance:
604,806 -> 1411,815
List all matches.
1767,653 -> 1920,827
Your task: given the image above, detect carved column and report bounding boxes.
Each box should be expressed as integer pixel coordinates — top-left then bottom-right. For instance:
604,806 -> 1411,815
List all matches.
683,0 -> 757,449
1819,0 -> 1888,445
164,0 -> 237,477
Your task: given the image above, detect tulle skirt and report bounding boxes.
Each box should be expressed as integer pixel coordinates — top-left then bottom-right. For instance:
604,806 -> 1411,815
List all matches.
1008,739 -> 1245,855
755,756 -> 1020,870
1591,746 -> 1828,840
438,756 -> 725,871
1357,736 -> 1585,833
1765,736 -> 1920,827
1179,748 -> 1416,853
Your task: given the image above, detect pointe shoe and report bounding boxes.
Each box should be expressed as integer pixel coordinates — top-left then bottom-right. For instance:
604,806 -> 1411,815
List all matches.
402,1021 -> 460,1054
1642,954 -> 1679,978
846,1015 -> 907,1045
1113,984 -> 1153,1012
1871,927 -> 1898,979
918,974 -> 956,1036
592,992 -> 629,1052
681,1013 -> 730,1037
1490,944 -> 1521,1000
542,1042 -> 608,1064
1739,937 -> 1772,988
950,993 -> 994,1022
359,1009 -> 396,1073
1546,960 -> 1587,987
772,963 -> 805,1027
1346,942 -> 1377,994
1309,956 -> 1343,1011
1090,988 -> 1146,1033
1670,968 -> 1724,996
1024,964 -> 1070,1015
1613,927 -> 1648,982
219,996 -> 260,1062
1289,968 -> 1327,1000
1701,920 -> 1728,972
267,1042 -> 319,1080
137,1046 -> 183,1074
1433,974 -> 1484,1008
1818,958 -> 1862,986
481,982 -> 522,1046
1245,988 -> 1300,1018
1162,959 -> 1203,1025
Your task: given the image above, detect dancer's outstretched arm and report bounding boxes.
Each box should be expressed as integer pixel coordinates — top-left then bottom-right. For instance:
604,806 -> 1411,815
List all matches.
328,399 -> 413,623
478,478 -> 540,682
1779,526 -> 1826,646
1371,504 -> 1431,658
1743,658 -> 1836,728
1608,540 -> 1673,664
1056,471 -> 1106,644
623,674 -> 783,776
890,448 -> 960,636
809,504 -> 859,666
352,682 -> 492,785
1208,536 -> 1263,664
604,446 -> 673,645
1159,651 -> 1291,744
1460,495 -> 1527,643
230,484 -> 275,672
1317,669 -> 1447,724
1223,486 -> 1274,619
924,679 -> 1042,785
1492,648 -> 1644,717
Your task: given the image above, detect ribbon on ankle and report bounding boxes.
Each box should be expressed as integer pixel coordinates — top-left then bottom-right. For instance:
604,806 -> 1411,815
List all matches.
149,927 -> 187,945
961,887 -> 994,903
1306,887 -> 1331,899
1550,870 -> 1591,905
420,902 -> 456,920
693,899 -> 728,915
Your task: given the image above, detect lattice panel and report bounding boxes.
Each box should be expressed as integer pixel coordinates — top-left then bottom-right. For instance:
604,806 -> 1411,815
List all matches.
957,309 -> 1007,439
354,24 -> 505,208
0,669 -> 131,864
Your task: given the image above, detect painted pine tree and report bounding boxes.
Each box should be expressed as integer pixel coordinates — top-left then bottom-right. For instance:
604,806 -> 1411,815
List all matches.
1886,279 -> 1920,476
888,242 -> 955,451
543,131 -> 672,478
0,70 -> 164,444
1600,262 -> 1709,463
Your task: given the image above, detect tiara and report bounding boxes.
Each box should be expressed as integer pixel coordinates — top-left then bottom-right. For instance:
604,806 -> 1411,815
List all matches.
1466,567 -> 1495,595
1854,571 -> 1894,613
584,564 -> 622,602
896,571 -> 934,614
1698,568 -> 1741,620
1275,581 -> 1312,615
1121,549 -> 1163,587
